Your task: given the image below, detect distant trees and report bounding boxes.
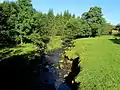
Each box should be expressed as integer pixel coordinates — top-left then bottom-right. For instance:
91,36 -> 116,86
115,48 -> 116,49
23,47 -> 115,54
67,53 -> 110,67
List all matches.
101,23 -> 113,35
115,24 -> 120,32
114,24 -> 120,36
81,6 -> 106,37
0,0 -> 114,52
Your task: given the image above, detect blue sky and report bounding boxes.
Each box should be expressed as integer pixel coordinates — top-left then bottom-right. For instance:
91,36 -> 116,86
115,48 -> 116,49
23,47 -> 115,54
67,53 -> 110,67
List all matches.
1,0 -> 120,25
32,0 -> 120,25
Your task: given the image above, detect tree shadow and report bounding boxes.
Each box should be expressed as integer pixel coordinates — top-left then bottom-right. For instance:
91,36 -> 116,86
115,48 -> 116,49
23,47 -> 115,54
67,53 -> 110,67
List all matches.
0,49 -> 13,59
0,48 -> 24,60
64,57 -> 81,90
109,38 -> 120,44
0,51 -> 41,90
0,33 -> 16,49
0,47 -> 81,90
0,49 -> 58,90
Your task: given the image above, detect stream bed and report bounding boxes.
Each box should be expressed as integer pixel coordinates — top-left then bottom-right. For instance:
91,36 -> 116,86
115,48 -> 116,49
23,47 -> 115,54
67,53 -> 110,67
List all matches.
37,48 -> 71,90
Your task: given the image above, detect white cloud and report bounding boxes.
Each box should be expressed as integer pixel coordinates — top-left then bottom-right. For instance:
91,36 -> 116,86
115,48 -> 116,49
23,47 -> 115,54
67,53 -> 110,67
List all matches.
0,0 -> 4,3
0,0 -> 16,3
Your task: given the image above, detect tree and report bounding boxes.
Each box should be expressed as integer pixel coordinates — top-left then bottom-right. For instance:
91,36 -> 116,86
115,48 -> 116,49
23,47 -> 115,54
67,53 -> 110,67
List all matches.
115,24 -> 120,36
47,9 -> 56,37
61,18 -> 75,51
63,10 -> 72,22
7,2 -> 19,42
81,6 -> 106,37
65,18 -> 80,38
100,23 -> 113,35
116,24 -> 120,32
0,1 -> 17,47
0,1 -> 12,32
29,12 -> 50,52
15,0 -> 33,44
54,13 -> 65,36
80,20 -> 92,37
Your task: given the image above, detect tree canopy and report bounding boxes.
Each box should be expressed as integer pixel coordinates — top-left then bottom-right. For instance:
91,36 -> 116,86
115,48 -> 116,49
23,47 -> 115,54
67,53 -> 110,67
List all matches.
0,0 -> 114,53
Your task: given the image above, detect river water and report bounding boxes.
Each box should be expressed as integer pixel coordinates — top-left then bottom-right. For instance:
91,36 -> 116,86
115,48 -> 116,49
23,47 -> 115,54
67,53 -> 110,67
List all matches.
37,48 -> 71,90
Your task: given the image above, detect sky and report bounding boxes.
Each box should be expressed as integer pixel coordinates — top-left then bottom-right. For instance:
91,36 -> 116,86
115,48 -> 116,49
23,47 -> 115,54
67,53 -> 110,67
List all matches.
1,0 -> 120,25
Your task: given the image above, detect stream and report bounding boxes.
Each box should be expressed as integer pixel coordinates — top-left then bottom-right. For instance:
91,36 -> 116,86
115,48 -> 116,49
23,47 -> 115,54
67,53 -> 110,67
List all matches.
35,48 -> 71,90
0,48 -> 80,90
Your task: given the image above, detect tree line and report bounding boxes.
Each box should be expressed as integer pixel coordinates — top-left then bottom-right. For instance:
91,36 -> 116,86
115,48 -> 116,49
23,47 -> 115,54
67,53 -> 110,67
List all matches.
0,0 -> 114,52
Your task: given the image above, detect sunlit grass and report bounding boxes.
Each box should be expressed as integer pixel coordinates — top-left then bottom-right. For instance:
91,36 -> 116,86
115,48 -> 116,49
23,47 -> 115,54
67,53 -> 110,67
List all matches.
67,36 -> 120,90
47,36 -> 62,51
0,36 -> 62,60
0,43 -> 38,60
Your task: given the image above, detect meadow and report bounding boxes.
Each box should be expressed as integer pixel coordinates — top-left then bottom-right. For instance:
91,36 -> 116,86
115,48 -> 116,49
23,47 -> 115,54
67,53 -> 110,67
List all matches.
66,36 -> 120,90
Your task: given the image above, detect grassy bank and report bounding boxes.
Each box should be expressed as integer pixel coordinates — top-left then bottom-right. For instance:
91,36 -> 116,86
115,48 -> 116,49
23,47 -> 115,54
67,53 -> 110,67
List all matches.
67,36 -> 120,89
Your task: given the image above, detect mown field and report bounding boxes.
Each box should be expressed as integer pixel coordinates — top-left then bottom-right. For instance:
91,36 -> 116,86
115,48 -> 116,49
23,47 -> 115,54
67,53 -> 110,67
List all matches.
66,36 -> 120,90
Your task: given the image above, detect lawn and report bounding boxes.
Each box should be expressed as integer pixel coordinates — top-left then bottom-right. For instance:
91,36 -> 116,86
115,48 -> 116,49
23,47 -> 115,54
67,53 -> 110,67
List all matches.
66,36 -> 120,90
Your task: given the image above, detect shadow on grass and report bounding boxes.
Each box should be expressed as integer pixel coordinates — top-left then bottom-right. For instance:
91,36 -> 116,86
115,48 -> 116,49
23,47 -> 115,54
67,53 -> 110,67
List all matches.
0,40 -> 16,50
0,49 -> 57,90
0,51 -> 41,90
109,38 -> 120,44
0,49 -> 23,60
58,56 -> 81,90
0,47 -> 81,90
64,57 -> 81,90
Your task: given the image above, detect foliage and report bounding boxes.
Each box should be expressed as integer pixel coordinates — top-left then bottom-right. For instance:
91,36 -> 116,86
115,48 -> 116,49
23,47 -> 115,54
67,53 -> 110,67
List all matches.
15,0 -> 33,44
100,23 -> 113,35
115,24 -> 120,31
81,6 -> 106,37
115,24 -> 120,36
0,0 -> 51,53
0,0 -> 114,58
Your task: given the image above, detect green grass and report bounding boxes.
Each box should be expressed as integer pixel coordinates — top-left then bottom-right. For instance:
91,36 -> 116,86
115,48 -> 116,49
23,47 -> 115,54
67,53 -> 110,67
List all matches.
1,36 -> 120,89
47,36 -> 62,51
0,36 -> 61,60
0,43 -> 38,60
66,36 -> 120,90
